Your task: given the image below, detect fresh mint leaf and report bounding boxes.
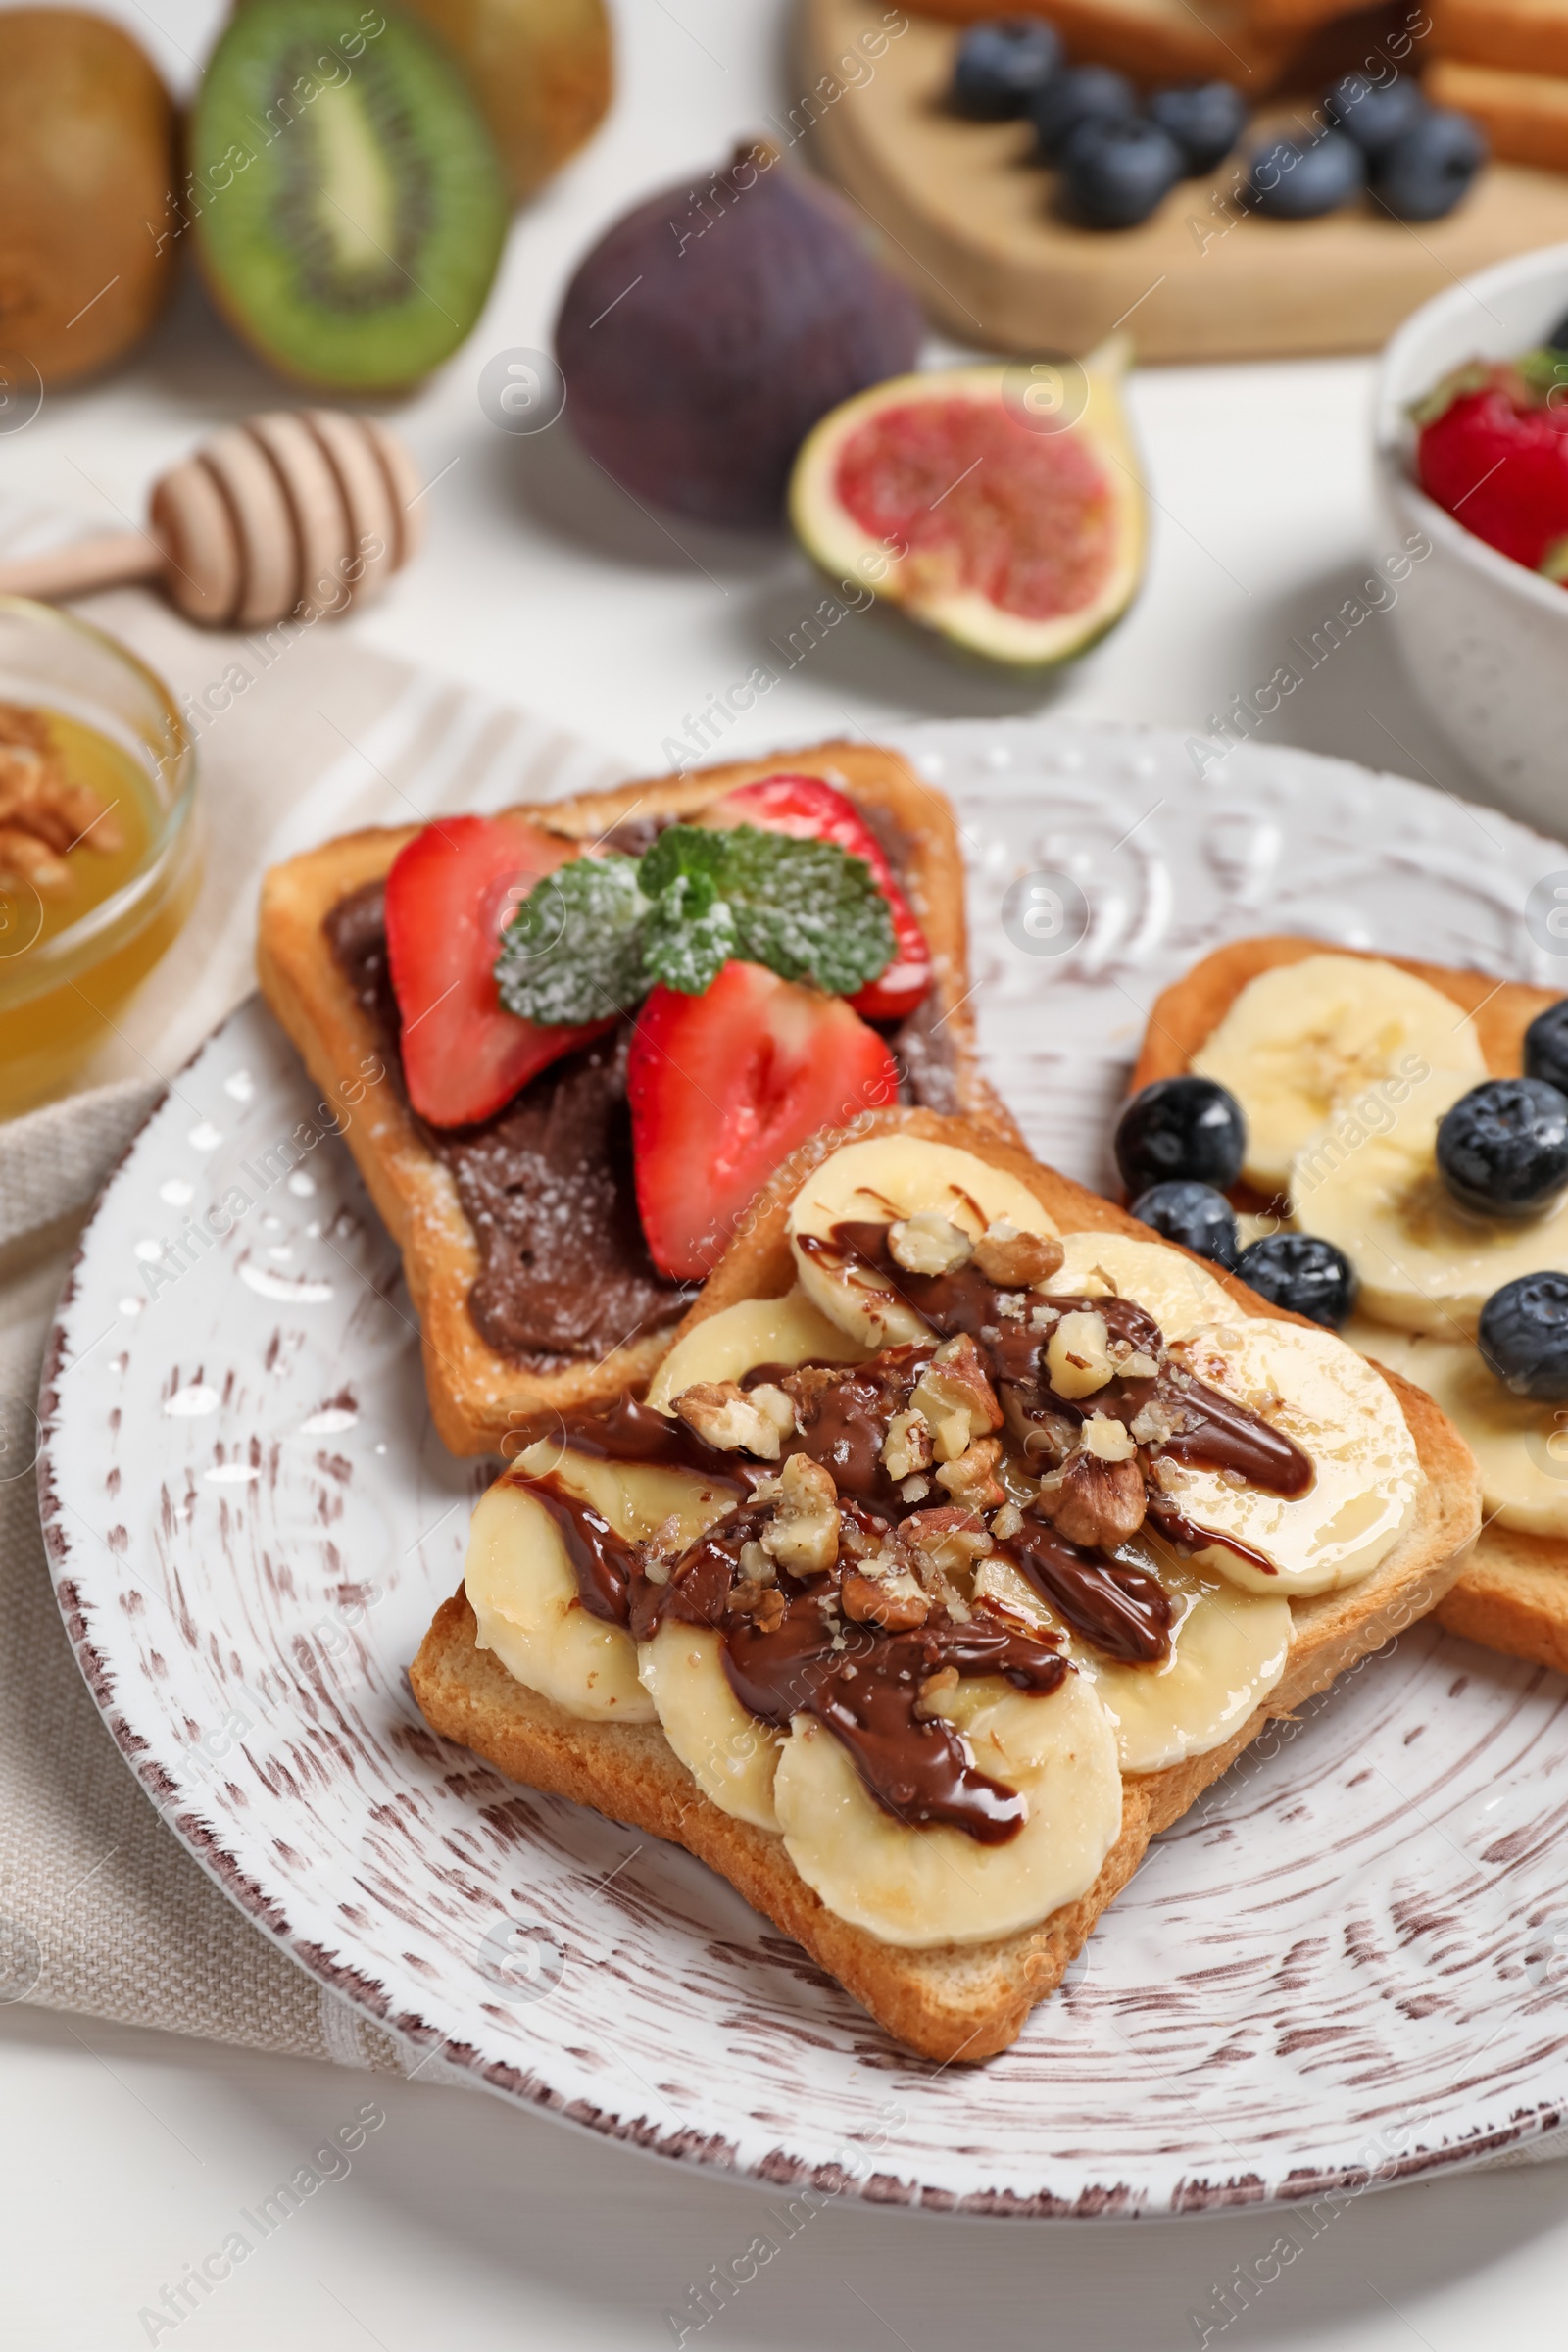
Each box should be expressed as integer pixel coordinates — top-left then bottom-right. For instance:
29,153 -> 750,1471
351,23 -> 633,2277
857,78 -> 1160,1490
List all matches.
639,823 -> 729,910
639,827 -> 736,994
644,873 -> 738,995
720,824 -> 895,997
491,823 -> 897,1019
493,855 -> 649,1024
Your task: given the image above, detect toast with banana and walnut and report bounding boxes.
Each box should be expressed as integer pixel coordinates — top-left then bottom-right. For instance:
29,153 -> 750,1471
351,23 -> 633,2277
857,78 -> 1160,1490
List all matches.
257,742 -> 1011,1457
411,1106 -> 1478,2061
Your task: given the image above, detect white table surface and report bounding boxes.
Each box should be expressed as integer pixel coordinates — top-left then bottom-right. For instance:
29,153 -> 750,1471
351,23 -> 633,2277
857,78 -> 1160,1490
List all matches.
13,1 -> 1568,2344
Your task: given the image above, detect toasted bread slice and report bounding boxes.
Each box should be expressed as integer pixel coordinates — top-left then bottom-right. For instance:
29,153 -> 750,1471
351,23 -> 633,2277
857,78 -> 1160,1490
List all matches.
410,1104 -> 1479,2061
908,0 -> 1296,89
1430,0 -> 1568,75
1426,57 -> 1568,170
257,742 -> 1012,1457
1130,933 -> 1564,1676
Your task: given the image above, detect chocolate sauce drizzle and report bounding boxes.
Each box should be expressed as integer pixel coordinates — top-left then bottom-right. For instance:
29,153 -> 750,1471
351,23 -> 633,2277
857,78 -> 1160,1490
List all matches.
811,1221 -> 1313,1561
502,1222 -> 1317,1843
648,1503 -> 1067,1844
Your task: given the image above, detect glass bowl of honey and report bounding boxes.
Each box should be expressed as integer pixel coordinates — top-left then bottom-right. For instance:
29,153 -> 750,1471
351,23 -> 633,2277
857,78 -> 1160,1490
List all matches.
0,597 -> 197,1117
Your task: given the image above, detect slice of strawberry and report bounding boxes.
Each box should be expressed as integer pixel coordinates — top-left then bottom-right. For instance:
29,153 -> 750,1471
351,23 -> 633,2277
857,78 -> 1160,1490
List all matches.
384,813 -> 613,1128
706,774 -> 932,1021
627,959 -> 902,1279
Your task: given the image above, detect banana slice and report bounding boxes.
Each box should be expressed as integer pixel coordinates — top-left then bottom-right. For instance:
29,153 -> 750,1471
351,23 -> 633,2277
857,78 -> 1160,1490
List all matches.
1153,1317 -> 1419,1595
789,1134 -> 1061,1347
1191,954 -> 1485,1195
1042,1231 -> 1234,1340
1347,1316 -> 1568,1539
645,1288 -> 868,1414
637,1622 -> 784,1829
1293,1065 -> 1568,1337
771,1669 -> 1121,1948
973,1549 -> 1292,1774
465,1443 -> 733,1722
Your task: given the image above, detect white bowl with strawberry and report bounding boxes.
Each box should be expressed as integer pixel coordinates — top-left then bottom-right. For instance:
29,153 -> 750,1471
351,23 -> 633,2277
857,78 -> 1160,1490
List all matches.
1374,242 -> 1568,831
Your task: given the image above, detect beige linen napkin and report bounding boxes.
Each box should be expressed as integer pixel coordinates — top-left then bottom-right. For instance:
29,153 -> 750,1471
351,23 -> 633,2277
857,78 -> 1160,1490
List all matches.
0,568 -> 625,2068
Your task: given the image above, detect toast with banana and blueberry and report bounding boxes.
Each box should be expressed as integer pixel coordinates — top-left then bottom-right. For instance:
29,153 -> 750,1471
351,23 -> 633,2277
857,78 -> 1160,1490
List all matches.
1123,935 -> 1568,1675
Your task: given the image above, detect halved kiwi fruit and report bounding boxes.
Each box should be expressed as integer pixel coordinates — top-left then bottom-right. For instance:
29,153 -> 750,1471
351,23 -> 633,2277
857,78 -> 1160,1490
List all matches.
191,0 -> 508,392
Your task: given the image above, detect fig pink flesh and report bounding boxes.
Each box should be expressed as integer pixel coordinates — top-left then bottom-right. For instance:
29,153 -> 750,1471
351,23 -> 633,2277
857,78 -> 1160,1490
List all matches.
833,398 -> 1118,623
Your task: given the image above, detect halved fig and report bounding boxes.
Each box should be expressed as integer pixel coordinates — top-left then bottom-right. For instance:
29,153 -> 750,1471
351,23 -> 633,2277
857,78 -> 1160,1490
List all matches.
789,344 -> 1146,668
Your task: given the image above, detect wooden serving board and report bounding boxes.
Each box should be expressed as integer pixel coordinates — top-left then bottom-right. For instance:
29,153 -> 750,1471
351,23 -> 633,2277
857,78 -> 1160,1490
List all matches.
802,0 -> 1568,359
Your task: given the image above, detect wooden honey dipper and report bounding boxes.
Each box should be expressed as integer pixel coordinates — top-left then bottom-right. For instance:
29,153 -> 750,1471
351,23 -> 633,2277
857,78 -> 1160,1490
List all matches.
0,411 -> 424,629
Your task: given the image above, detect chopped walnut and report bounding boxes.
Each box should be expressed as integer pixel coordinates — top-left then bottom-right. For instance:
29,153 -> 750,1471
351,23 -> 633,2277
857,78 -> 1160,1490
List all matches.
673,1380 -> 787,1459
840,1549 -> 930,1631
737,1539 -> 775,1583
914,1665 -> 959,1718
935,1435 -> 1005,1510
900,1473 -> 931,1504
888,1210 -> 974,1276
1082,1415 -> 1137,1463
909,1333 -> 1003,1461
0,704 -> 122,896
991,1500 -> 1024,1541
1036,1447 -> 1147,1549
750,1382 -> 798,1436
971,1219 -> 1064,1287
760,1452 -> 840,1574
899,1505 -> 993,1587
0,825 -> 68,893
1046,1309 -> 1113,1399
881,1406 -> 933,1483
1123,1351 -> 1160,1381
731,1579 -> 787,1631
1129,1396 -> 1179,1446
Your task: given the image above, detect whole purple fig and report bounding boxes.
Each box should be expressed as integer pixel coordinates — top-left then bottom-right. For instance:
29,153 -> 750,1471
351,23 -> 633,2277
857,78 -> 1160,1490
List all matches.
555,142 -> 922,528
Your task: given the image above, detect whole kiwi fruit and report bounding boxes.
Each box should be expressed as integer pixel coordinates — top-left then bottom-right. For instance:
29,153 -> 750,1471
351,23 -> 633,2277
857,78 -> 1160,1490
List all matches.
0,10 -> 177,387
396,0 -> 612,205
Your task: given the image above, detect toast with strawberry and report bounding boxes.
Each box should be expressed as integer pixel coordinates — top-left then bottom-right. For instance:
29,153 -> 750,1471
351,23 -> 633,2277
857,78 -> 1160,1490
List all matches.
256,743 -> 1011,1455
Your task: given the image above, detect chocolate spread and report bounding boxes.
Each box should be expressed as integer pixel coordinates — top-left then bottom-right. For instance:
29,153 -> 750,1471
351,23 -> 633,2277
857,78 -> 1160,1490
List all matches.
325,881 -> 690,1370
323,811 -> 957,1367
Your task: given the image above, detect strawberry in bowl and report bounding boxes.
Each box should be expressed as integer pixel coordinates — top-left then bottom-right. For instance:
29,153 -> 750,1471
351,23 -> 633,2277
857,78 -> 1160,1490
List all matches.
1413,323 -> 1568,583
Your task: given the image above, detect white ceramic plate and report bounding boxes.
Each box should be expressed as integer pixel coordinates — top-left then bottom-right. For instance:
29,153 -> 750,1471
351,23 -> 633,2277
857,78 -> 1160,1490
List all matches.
40,719 -> 1568,2218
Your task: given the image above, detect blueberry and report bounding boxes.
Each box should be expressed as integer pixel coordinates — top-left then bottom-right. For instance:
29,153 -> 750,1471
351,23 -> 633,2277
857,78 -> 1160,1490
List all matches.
1248,131 -> 1363,219
1322,73 -> 1428,158
1525,999 -> 1568,1095
1031,64 -> 1136,162
1059,116 -> 1183,226
1372,109 -> 1486,220
1235,1234 -> 1357,1328
1114,1075 -> 1247,1195
1130,1180 -> 1241,1267
1435,1077 -> 1568,1217
951,18 -> 1062,119
1479,1272 -> 1568,1400
1145,80 -> 1247,174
